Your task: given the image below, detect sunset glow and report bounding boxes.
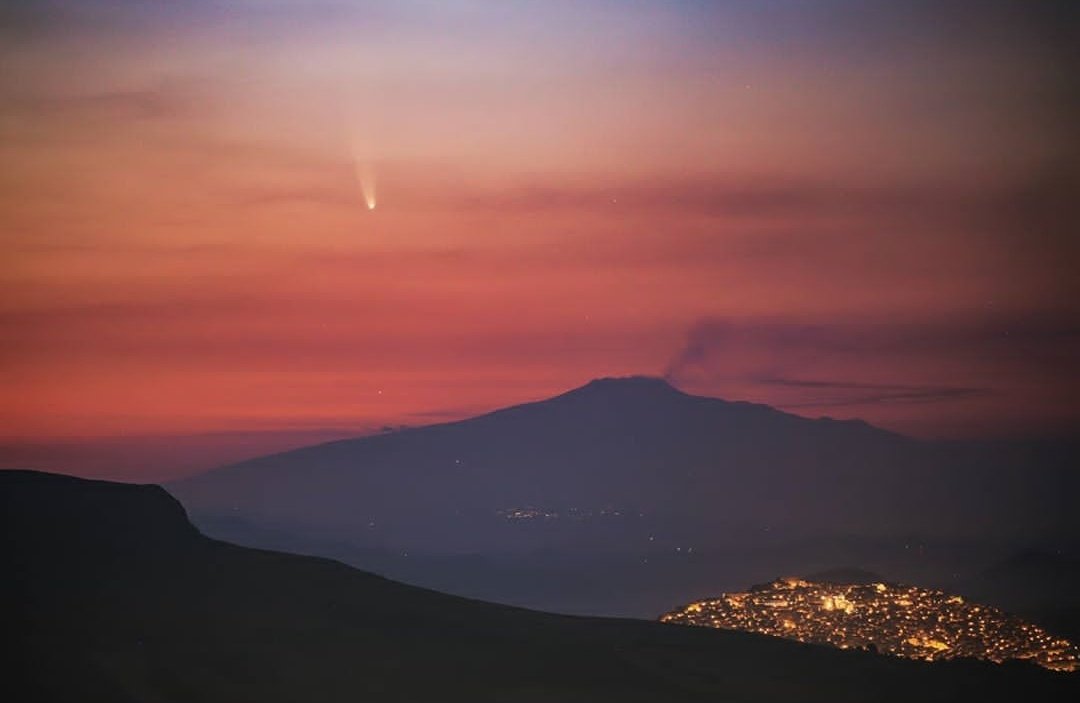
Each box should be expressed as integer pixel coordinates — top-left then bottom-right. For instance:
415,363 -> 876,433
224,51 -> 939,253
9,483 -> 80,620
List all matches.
2,1 -> 1076,478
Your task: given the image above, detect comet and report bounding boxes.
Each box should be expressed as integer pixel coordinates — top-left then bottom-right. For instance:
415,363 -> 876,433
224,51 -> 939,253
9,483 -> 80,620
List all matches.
357,161 -> 376,210
359,165 -> 376,210
350,137 -> 377,210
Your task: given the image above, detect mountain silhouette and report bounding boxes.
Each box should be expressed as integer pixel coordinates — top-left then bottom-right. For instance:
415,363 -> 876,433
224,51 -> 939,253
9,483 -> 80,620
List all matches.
5,470 -> 1077,702
166,376 -> 1079,615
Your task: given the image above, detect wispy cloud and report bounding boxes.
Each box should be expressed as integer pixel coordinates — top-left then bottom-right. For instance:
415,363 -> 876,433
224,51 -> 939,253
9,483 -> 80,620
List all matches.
663,315 -> 1079,434
19,85 -> 198,120
755,378 -> 990,408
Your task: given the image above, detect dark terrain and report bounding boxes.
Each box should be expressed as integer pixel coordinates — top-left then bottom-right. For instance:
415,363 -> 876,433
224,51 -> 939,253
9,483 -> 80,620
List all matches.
5,470 -> 1077,701
167,377 -> 1080,618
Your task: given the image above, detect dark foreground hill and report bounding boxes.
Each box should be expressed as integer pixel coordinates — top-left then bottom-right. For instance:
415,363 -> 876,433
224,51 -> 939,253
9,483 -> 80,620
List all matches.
3,470 -> 1077,702
166,376 -> 1079,616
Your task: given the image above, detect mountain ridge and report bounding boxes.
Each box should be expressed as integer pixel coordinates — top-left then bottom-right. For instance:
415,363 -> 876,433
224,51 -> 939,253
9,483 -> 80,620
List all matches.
209,376 -> 903,471
165,376 -> 1078,616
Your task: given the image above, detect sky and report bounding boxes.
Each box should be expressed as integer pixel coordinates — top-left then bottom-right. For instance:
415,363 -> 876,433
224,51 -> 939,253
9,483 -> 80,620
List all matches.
2,0 -> 1077,479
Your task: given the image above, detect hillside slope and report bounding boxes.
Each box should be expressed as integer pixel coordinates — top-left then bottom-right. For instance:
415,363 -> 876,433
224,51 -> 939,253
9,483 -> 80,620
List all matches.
5,469 -> 1078,702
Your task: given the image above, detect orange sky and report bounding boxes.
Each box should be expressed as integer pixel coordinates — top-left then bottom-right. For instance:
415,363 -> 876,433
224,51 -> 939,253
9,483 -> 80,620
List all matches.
2,1 -> 1077,478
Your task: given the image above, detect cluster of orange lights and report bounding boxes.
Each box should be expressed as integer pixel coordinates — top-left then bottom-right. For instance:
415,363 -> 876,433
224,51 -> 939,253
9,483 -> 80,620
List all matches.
660,577 -> 1078,672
